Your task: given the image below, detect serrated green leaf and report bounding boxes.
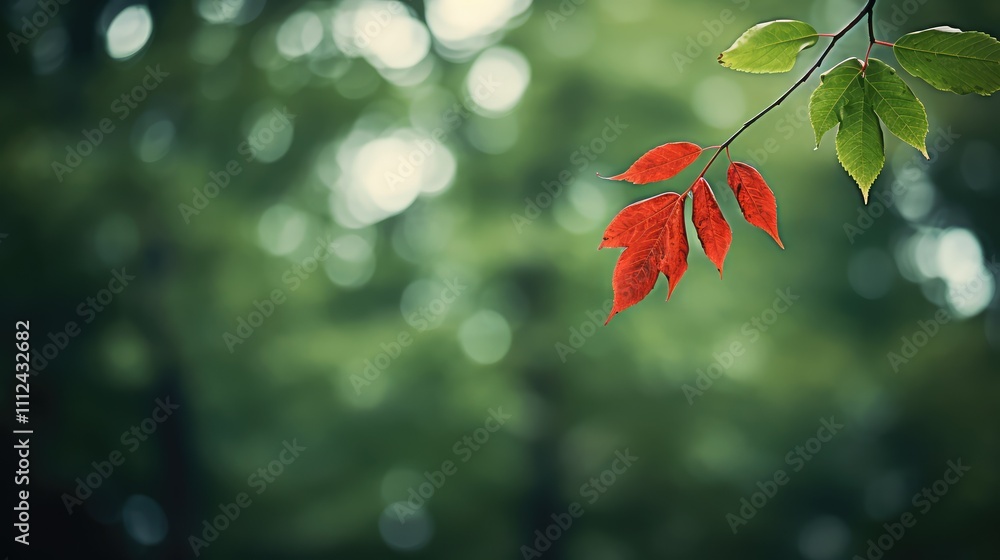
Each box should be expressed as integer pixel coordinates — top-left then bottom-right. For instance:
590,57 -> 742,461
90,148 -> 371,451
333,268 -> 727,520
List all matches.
836,75 -> 885,202
893,27 -> 1000,96
864,58 -> 929,158
809,58 -> 864,147
719,20 -> 819,74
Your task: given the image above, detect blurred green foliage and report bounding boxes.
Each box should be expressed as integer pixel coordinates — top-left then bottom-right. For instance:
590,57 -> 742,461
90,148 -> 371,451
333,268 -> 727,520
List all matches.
2,0 -> 999,558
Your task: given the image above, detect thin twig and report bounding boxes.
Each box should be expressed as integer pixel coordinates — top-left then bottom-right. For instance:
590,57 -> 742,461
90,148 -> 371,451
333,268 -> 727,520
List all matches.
681,0 -> 879,195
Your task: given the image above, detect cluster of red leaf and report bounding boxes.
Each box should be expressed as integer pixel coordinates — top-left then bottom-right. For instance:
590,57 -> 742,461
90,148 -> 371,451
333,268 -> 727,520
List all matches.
600,143 -> 783,323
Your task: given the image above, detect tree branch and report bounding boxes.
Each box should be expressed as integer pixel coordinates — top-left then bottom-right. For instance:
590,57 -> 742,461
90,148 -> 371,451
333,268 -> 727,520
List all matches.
868,10 -> 876,44
686,0 -> 879,191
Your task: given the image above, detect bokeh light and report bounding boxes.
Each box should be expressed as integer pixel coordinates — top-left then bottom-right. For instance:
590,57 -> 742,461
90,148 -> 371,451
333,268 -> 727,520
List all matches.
105,5 -> 154,60
121,495 -> 168,546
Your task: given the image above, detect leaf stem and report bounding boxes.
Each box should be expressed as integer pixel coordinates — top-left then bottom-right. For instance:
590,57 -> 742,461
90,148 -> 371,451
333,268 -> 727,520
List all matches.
683,0 -> 879,196
874,40 -> 895,47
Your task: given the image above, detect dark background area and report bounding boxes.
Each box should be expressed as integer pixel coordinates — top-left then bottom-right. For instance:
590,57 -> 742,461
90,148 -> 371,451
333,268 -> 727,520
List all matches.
2,0 -> 999,558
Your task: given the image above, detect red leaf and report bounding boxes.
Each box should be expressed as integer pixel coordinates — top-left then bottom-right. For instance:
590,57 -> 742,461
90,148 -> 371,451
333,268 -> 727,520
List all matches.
691,178 -> 733,276
601,192 -> 689,324
726,162 -> 784,249
661,196 -> 690,298
601,142 -> 704,185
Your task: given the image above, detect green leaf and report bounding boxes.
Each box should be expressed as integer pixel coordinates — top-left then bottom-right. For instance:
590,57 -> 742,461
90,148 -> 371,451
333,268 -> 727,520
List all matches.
893,27 -> 1000,96
809,58 -> 864,147
719,20 -> 820,74
864,58 -> 929,158
836,72 -> 885,202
